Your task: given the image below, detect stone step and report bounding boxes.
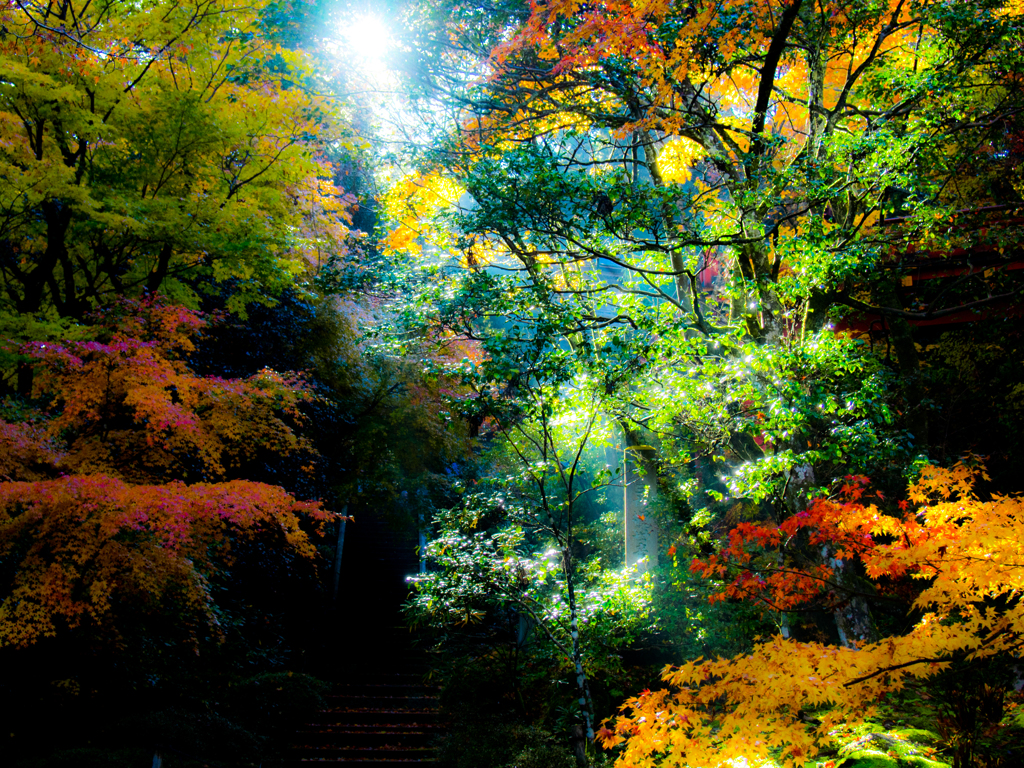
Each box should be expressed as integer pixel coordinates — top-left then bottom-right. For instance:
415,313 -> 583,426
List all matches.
283,513 -> 441,767
276,761 -> 437,767
331,684 -> 436,696
326,695 -> 439,710
306,709 -> 440,725
293,727 -> 441,747
289,747 -> 436,759
274,761 -> 434,765
334,672 -> 435,685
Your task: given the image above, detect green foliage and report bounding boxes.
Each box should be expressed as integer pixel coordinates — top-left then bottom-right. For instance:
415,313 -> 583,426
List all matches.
0,0 -> 358,337
648,557 -> 775,661
883,660 -> 1024,768
374,0 -> 1024,766
224,671 -> 330,742
436,711 -> 576,768
404,329 -> 658,738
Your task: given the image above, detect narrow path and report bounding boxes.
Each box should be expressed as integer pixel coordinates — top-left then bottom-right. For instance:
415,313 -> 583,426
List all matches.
280,512 -> 441,766
283,668 -> 441,766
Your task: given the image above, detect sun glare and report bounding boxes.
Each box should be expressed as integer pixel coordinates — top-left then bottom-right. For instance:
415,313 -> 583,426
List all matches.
341,14 -> 392,65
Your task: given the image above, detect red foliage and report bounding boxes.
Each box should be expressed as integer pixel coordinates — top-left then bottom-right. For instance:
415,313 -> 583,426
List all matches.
24,296 -> 314,482
0,474 -> 330,649
689,475 -> 891,610
0,296 -> 333,652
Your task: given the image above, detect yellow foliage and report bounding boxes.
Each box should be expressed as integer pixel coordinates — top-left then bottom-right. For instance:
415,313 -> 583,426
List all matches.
602,464 -> 1024,768
382,173 -> 466,256
0,0 -> 357,316
998,0 -> 1024,17
658,138 -> 706,184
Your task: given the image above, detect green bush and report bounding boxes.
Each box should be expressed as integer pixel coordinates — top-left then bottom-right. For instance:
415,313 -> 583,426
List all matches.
506,740 -> 576,768
226,670 -> 330,733
437,710 -> 575,768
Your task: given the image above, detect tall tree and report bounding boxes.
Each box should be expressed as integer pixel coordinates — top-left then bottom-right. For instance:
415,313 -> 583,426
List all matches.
406,295 -> 658,763
0,296 -> 333,704
388,0 -> 1024,601
380,0 -> 1024,761
0,0 -> 358,341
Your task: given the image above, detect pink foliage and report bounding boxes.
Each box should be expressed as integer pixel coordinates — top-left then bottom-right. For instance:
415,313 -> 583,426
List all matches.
0,474 -> 330,648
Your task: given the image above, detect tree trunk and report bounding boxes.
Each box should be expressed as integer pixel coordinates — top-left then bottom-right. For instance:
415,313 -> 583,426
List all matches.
873,280 -> 928,449
825,547 -> 878,648
562,546 -> 595,763
621,430 -> 659,571
331,506 -> 348,605
570,723 -> 589,768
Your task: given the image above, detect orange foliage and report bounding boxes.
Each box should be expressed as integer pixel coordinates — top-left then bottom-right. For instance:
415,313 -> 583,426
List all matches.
601,464 -> 1024,767
26,297 -> 314,483
0,419 -> 64,481
286,171 -> 361,273
0,296 -> 335,652
497,0 -> 919,144
0,474 -> 329,649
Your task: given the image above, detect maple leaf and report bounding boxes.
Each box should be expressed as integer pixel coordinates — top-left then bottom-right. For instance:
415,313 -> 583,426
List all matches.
0,474 -> 328,649
25,296 -> 316,484
608,464 -> 1024,767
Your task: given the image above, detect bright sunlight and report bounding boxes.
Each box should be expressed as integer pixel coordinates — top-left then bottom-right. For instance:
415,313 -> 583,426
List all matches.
339,14 -> 392,66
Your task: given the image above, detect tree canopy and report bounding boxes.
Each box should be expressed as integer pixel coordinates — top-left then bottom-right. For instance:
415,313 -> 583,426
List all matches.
5,0 -> 1024,766
0,0 -> 358,335
382,0 -> 1024,766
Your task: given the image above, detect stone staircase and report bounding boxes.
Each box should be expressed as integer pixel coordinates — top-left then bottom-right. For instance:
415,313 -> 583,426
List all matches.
279,511 -> 442,766
282,670 -> 441,766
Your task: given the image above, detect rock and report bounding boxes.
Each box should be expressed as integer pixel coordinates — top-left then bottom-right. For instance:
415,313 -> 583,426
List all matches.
837,731 -> 949,768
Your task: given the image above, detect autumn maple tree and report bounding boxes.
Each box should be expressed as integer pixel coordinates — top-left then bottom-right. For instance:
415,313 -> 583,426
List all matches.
0,0 -> 497,762
8,0 -> 1024,760
390,0 -> 1024,447
0,296 -> 333,675
599,463 -> 1024,768
24,296 -> 316,483
0,0 -> 363,671
0,474 -> 328,649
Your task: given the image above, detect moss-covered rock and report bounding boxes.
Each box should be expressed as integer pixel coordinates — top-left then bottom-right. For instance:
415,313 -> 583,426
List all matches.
891,729 -> 941,747
837,731 -> 948,768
